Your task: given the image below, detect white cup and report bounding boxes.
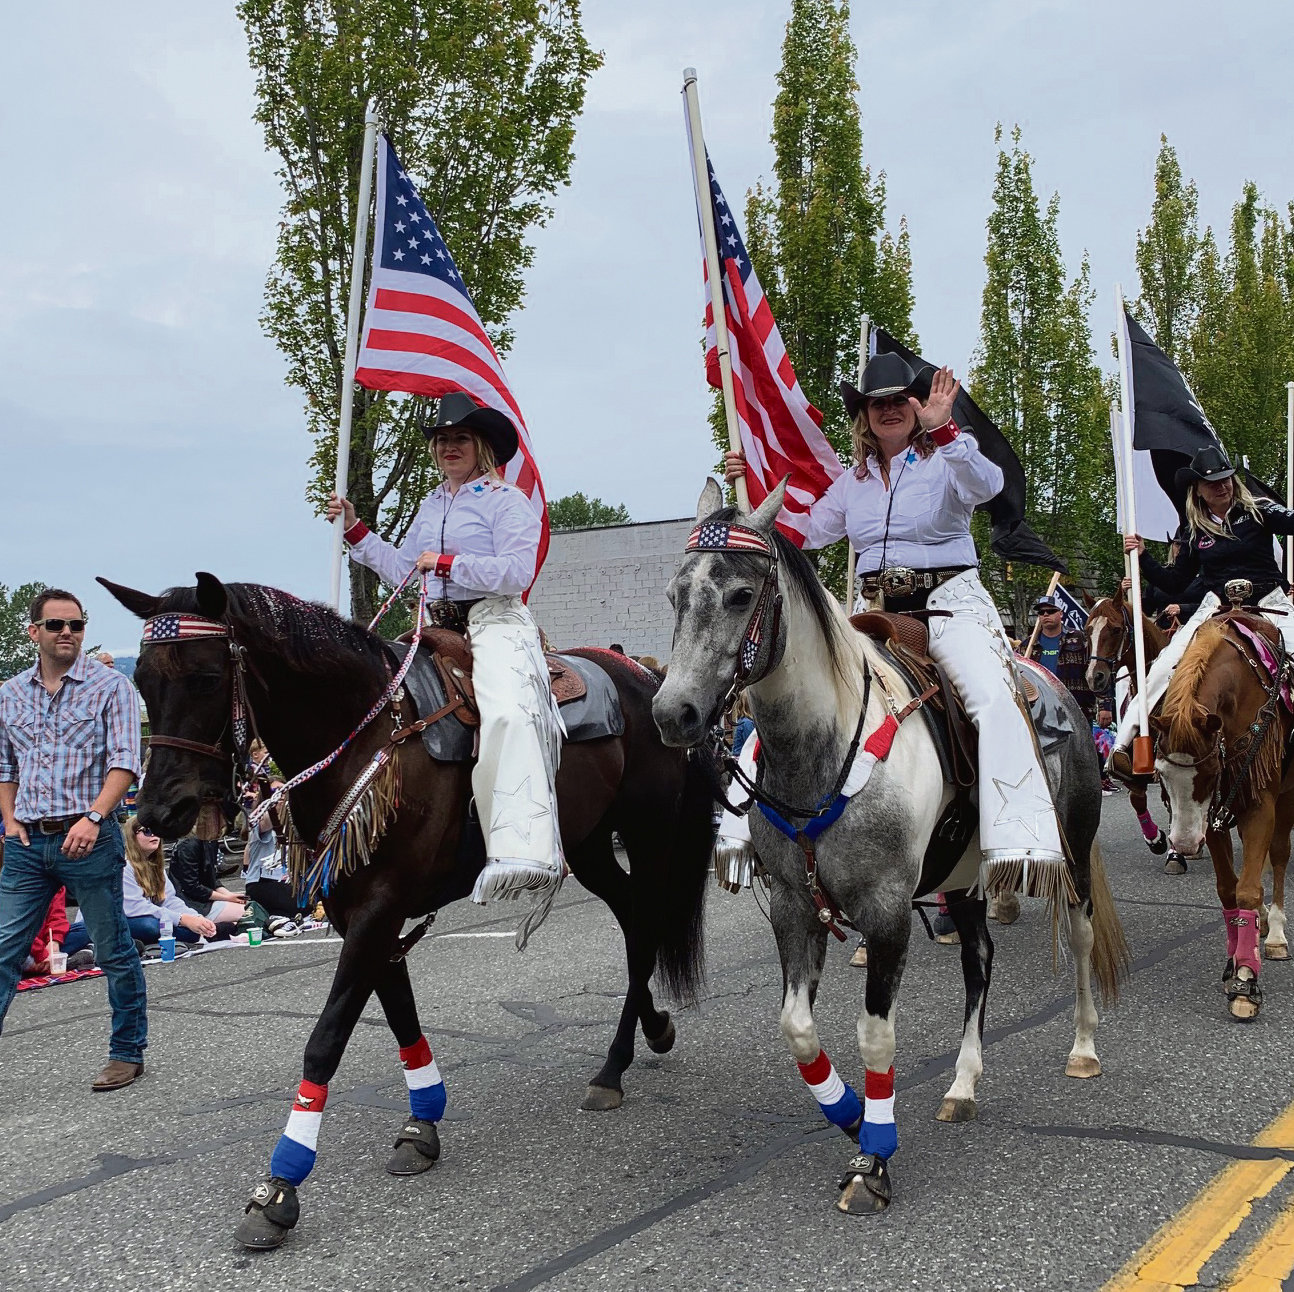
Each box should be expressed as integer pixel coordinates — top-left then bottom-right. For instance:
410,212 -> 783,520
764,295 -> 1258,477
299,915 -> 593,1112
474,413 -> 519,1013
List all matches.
48,951 -> 68,976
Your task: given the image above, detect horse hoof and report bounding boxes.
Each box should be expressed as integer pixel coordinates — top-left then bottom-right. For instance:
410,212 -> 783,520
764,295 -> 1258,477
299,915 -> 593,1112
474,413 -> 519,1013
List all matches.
386,1118 -> 440,1175
936,930 -> 961,945
991,894 -> 1020,925
1065,1054 -> 1102,1079
1149,830 -> 1168,856
581,1083 -> 624,1112
1265,943 -> 1290,961
850,943 -> 868,968
935,1097 -> 977,1123
235,1209 -> 291,1250
1163,852 -> 1187,875
1230,996 -> 1261,1021
645,1014 -> 676,1055
836,1155 -> 891,1215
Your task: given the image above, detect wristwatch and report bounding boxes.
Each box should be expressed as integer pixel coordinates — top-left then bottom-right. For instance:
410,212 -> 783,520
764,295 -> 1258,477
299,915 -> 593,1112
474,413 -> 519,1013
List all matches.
85,810 -> 104,825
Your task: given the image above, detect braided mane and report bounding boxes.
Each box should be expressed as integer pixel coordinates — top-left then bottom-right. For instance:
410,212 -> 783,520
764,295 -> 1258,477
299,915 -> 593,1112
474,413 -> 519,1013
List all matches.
1159,621 -> 1227,756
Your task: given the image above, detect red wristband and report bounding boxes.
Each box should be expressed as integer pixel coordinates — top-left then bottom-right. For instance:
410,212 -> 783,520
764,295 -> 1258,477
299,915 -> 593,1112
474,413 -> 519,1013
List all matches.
434,554 -> 454,580
928,419 -> 959,447
343,519 -> 371,544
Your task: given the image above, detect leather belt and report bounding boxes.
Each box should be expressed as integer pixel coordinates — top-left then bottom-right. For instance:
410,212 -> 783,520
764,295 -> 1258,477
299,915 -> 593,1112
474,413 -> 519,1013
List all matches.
426,598 -> 483,633
859,566 -> 971,599
27,814 -> 84,835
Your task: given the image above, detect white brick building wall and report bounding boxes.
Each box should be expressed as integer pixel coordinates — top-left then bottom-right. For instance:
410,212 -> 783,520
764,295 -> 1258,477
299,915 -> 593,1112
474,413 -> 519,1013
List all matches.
528,517 -> 694,660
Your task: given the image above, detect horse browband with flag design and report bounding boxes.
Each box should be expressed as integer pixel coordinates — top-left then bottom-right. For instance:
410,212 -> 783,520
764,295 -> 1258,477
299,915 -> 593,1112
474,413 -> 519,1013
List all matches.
686,520 -> 774,558
141,614 -> 229,643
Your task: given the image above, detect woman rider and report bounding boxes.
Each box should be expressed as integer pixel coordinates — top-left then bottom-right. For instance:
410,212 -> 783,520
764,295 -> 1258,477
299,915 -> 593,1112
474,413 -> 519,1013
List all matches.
725,352 -> 1066,883
326,393 -> 565,919
1110,444 -> 1294,778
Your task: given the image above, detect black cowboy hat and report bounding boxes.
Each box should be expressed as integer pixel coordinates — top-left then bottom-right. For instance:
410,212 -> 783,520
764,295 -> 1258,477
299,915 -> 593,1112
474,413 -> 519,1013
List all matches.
839,353 -> 934,420
423,392 -> 519,466
1173,444 -> 1236,493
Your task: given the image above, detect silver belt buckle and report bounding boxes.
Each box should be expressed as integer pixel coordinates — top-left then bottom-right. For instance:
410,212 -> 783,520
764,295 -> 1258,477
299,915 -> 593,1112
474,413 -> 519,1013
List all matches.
880,567 -> 917,598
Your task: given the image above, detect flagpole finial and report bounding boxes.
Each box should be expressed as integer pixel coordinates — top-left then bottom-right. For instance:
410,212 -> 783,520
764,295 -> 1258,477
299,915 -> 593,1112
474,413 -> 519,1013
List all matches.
682,67 -> 697,84
364,101 -> 382,127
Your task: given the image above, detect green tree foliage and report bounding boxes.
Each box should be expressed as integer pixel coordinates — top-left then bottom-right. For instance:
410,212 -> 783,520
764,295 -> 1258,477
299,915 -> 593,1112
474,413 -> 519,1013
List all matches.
1184,184 -> 1294,485
546,492 -> 630,530
0,582 -> 45,680
969,126 -> 1115,628
716,0 -> 916,597
1134,136 -> 1202,363
239,0 -> 601,618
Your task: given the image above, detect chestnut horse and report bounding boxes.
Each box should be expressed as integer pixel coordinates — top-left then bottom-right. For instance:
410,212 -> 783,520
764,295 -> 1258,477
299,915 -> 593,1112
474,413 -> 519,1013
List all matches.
1151,615 -> 1294,1020
100,574 -> 716,1248
1085,588 -> 1174,863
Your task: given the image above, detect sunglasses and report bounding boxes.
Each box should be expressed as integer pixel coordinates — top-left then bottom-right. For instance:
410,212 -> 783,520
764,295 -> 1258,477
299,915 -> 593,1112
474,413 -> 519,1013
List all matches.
134,826 -> 158,838
35,618 -> 87,633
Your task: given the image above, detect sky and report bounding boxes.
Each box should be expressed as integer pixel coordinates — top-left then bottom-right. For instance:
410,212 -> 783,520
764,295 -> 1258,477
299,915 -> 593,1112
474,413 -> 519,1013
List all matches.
3,0 -> 1293,652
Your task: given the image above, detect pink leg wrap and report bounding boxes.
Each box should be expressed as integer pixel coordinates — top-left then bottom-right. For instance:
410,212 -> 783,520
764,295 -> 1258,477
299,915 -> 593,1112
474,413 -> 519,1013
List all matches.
1227,908 -> 1261,975
1137,811 -> 1158,842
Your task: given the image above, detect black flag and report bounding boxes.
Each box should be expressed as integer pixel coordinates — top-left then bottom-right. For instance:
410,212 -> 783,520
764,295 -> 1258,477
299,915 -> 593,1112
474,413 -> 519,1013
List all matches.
1122,308 -> 1279,513
873,327 -> 1067,573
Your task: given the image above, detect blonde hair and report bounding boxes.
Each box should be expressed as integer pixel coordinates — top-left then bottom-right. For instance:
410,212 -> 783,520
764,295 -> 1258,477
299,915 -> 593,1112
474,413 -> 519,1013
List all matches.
1185,474 -> 1261,541
125,816 -> 166,905
850,410 -> 936,488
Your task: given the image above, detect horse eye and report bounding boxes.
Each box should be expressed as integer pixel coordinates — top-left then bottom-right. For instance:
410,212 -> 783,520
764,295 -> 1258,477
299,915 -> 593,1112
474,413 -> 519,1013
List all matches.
727,588 -> 755,610
188,673 -> 224,696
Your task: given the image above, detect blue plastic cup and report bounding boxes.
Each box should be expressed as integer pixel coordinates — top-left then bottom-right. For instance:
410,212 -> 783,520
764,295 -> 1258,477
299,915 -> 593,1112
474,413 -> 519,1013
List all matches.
159,936 -> 176,962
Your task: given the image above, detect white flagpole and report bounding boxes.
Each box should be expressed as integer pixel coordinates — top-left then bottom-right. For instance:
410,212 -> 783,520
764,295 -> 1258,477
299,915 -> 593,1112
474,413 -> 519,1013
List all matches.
1115,284 -> 1153,774
1286,380 -> 1293,580
1110,401 -> 1130,581
845,314 -> 869,612
329,103 -> 383,612
682,69 -> 749,513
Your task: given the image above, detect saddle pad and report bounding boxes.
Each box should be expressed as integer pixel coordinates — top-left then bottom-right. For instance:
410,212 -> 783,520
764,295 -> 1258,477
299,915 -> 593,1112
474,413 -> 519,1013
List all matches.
1230,619 -> 1294,712
388,643 -> 623,764
1014,656 -> 1082,753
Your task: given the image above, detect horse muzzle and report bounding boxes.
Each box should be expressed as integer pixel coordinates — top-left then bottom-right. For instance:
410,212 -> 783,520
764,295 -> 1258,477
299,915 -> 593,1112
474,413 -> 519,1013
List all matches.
652,691 -> 713,749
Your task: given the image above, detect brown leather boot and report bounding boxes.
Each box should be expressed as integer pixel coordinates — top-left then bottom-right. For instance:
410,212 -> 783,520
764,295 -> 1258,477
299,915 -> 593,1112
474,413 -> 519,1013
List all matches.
91,1060 -> 144,1092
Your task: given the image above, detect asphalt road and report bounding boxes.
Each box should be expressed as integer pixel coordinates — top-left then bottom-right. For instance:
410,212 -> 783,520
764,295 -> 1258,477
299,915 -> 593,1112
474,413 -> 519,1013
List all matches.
2,806 -> 1292,1292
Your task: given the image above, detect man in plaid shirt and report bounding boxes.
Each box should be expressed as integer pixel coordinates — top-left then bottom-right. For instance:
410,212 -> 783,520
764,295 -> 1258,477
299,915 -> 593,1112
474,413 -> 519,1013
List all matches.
0,588 -> 147,1090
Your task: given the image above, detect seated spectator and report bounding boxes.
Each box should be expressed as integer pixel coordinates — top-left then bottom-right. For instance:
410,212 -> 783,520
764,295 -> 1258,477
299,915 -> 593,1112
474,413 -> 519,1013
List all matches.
65,819 -> 217,952
241,779 -> 302,926
169,830 -> 246,930
20,888 -> 94,975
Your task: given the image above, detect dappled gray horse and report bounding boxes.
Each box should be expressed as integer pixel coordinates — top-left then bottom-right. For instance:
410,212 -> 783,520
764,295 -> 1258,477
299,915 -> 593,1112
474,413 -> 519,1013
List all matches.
653,479 -> 1128,1215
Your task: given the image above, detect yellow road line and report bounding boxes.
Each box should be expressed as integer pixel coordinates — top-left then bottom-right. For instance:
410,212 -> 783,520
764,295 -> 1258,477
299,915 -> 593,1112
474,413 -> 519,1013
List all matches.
1223,1193 -> 1294,1291
1102,1104 -> 1294,1291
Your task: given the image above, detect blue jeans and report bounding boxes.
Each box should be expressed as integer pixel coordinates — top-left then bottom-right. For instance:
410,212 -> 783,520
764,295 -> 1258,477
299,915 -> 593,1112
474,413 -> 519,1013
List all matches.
63,915 -> 201,953
0,819 -> 147,1063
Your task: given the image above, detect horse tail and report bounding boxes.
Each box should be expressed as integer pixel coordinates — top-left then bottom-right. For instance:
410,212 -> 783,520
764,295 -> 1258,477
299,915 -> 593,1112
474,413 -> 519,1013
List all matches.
648,744 -> 719,1005
1087,840 -> 1131,1007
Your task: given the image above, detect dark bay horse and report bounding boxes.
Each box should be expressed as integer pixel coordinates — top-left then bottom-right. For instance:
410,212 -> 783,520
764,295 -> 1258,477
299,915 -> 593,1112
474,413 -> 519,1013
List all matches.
100,574 -> 716,1248
1085,588 -> 1173,862
1151,616 -> 1294,1019
653,482 -> 1128,1216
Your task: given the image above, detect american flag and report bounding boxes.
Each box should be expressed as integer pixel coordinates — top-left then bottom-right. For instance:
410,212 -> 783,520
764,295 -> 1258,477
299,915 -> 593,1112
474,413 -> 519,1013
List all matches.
141,614 -> 228,643
684,122 -> 843,545
354,135 -> 549,581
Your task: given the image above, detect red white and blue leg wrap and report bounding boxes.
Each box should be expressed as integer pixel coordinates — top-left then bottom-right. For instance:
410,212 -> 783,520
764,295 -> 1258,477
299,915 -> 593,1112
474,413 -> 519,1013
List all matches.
400,1036 -> 446,1122
269,1080 -> 327,1185
797,1049 -> 861,1131
860,1066 -> 898,1159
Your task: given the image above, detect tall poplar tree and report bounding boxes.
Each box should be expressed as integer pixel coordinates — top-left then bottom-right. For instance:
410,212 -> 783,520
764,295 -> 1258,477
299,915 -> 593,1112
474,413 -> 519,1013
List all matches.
1135,136 -> 1202,363
239,0 -> 600,617
727,0 -> 916,594
969,126 -> 1113,626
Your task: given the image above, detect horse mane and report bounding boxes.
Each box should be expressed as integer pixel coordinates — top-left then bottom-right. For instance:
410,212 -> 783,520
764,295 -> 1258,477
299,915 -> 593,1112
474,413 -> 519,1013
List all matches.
1159,620 -> 1227,755
154,582 -> 389,685
709,506 -> 870,709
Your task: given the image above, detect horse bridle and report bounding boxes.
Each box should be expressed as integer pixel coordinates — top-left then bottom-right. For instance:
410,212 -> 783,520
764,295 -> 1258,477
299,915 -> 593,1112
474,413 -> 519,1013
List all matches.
684,518 -> 786,710
139,613 -> 262,774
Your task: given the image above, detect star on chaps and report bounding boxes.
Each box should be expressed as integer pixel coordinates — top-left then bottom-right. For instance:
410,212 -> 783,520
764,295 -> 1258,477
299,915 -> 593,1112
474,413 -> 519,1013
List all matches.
489,777 -> 549,846
990,769 -> 1054,840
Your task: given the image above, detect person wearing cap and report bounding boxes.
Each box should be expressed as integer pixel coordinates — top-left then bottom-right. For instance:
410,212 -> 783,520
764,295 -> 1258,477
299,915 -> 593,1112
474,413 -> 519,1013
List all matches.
725,353 -> 1067,877
1110,443 -> 1294,778
1028,597 -> 1066,676
326,394 -> 565,917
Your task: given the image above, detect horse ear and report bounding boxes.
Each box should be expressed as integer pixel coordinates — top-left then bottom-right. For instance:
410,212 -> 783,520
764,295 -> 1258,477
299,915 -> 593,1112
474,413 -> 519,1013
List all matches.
747,475 -> 789,533
95,577 -> 160,620
1080,588 -> 1095,608
194,572 -> 228,621
696,478 -> 723,522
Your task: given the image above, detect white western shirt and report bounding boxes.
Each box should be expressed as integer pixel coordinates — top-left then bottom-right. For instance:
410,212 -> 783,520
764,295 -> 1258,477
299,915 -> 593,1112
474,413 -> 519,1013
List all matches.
344,477 -> 540,600
802,429 -> 1003,571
